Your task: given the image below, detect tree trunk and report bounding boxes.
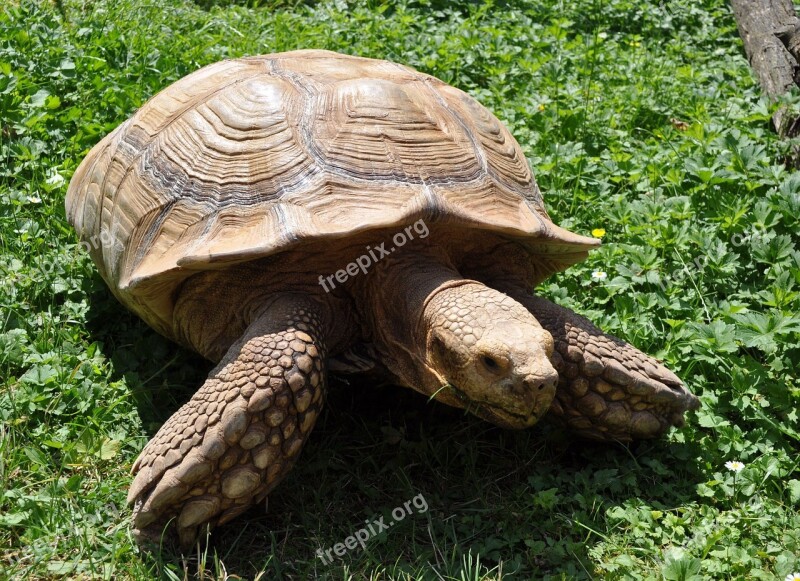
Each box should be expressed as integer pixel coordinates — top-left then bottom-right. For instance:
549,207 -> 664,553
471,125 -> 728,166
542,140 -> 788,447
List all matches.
731,0 -> 800,137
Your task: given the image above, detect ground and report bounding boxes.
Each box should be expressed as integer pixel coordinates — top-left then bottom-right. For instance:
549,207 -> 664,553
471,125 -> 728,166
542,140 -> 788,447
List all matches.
0,0 -> 799,579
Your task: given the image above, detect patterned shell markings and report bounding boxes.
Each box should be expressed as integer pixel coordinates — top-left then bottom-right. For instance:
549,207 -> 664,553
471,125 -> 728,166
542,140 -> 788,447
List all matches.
65,50 -> 598,336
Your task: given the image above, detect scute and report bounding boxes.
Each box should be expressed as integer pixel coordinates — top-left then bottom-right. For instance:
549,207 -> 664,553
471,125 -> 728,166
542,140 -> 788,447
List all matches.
437,84 -> 533,190
66,49 -> 598,336
311,77 -> 481,182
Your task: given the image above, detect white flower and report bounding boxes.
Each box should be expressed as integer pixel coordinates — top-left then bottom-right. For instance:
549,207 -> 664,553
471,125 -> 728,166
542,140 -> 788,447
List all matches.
27,195 -> 42,204
784,573 -> 800,581
591,270 -> 608,281
725,460 -> 745,473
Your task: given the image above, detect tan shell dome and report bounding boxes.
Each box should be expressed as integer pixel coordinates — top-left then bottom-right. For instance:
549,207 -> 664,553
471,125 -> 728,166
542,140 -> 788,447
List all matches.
66,49 -> 598,331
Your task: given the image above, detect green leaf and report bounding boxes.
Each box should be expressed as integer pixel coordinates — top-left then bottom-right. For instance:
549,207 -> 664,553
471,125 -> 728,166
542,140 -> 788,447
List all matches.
29,88 -> 50,107
98,438 -> 121,460
0,511 -> 29,526
732,311 -> 800,354
788,479 -> 800,505
44,94 -> 61,109
662,548 -> 703,581
19,364 -> 58,386
532,487 -> 559,509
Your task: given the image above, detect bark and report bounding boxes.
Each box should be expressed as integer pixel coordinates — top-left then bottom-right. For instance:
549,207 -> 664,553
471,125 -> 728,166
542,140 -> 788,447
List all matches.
731,0 -> 800,137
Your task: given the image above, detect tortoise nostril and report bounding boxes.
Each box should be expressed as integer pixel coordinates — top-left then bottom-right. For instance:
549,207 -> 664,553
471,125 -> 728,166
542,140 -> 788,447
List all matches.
524,375 -> 557,392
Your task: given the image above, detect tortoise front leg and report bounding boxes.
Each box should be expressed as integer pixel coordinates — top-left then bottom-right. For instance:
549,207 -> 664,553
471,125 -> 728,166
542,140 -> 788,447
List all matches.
127,295 -> 330,548
502,291 -> 700,441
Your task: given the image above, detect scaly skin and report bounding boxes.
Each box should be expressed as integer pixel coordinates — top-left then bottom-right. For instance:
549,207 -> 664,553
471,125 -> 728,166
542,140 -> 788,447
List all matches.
422,282 -> 559,428
127,295 -> 329,548
351,250 -> 560,429
504,291 -> 700,440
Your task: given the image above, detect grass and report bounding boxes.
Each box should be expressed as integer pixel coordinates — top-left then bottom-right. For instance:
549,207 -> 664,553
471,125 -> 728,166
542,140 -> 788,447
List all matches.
1,0 -> 799,578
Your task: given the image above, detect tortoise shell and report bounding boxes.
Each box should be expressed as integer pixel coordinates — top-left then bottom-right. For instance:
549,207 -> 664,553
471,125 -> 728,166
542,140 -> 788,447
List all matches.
66,49 -> 598,336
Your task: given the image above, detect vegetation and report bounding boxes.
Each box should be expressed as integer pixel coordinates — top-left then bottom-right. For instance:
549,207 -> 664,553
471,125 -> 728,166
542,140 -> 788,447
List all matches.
1,0 -> 798,578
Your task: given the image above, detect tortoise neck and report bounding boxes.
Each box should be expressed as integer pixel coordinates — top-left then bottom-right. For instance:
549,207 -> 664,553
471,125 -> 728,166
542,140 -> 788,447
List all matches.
351,245 -> 477,388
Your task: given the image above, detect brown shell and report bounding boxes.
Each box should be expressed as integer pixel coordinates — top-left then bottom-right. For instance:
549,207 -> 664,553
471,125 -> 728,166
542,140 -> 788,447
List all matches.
66,50 -> 598,329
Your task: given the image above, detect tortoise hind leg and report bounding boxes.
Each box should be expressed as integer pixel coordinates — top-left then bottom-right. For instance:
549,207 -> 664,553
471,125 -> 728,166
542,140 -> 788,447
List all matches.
128,295 -> 330,548
501,291 -> 700,441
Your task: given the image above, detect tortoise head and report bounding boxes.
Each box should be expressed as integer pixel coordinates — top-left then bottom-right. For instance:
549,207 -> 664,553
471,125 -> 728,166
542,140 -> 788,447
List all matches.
420,281 -> 558,428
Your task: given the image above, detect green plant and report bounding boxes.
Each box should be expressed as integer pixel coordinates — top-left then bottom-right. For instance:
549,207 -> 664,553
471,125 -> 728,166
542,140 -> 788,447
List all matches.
1,0 -> 798,578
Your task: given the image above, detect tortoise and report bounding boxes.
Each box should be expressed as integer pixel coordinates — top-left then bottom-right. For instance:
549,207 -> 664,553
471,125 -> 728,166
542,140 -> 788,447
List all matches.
65,49 -> 700,546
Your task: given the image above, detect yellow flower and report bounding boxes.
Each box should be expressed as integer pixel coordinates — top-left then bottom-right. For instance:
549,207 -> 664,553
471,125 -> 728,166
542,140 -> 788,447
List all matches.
537,103 -> 545,111
591,228 -> 606,238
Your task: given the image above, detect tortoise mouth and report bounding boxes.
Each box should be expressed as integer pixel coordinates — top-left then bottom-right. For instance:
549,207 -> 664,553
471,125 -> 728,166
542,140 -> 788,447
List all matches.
444,383 -> 539,429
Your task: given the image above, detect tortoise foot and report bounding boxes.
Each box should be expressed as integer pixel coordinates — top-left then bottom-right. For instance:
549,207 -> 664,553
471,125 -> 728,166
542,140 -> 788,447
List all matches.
128,297 -> 328,548
508,293 -> 700,441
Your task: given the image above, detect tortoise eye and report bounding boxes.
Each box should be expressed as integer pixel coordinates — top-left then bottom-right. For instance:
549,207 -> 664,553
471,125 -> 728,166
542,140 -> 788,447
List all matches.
479,352 -> 511,375
481,355 -> 500,372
